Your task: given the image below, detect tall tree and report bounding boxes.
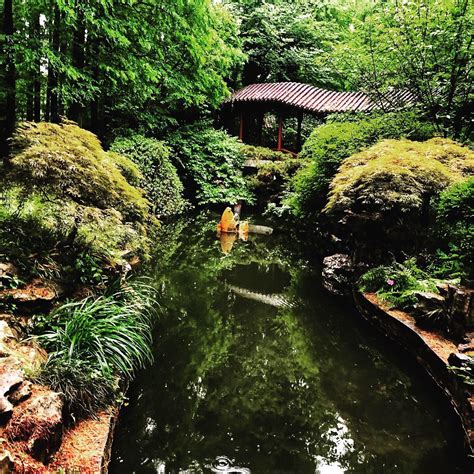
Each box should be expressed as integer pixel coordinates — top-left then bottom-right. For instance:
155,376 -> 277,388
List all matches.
332,0 -> 473,137
0,0 -> 15,157
225,0 -> 354,89
68,0 -> 85,125
1,0 -> 244,140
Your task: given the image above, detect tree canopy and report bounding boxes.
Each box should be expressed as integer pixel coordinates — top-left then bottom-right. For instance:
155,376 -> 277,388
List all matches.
1,0 -> 472,152
0,0 -> 244,150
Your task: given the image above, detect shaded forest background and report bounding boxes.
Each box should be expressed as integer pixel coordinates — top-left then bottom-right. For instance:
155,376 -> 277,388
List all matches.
1,0 -> 471,156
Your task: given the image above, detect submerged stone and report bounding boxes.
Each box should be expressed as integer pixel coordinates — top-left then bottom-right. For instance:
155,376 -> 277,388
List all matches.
322,253 -> 354,296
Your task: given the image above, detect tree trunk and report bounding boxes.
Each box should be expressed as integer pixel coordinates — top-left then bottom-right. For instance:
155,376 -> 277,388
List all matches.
26,95 -> 34,121
68,5 -> 85,126
89,38 -> 101,135
49,5 -> 60,123
33,12 -> 41,122
1,0 -> 15,158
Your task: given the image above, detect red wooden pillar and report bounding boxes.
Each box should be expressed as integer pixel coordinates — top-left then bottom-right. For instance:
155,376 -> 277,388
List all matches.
239,114 -> 244,141
277,115 -> 283,151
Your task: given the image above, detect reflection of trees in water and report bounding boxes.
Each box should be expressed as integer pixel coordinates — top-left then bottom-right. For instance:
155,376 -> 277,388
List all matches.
112,214 -> 462,474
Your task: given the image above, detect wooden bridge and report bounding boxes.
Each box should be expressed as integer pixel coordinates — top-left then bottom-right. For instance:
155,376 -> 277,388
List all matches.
221,82 -> 416,152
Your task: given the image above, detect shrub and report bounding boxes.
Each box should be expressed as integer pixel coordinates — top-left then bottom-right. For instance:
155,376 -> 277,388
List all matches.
35,358 -> 118,419
435,177 -> 474,223
249,157 -> 306,209
0,187 -> 151,282
110,135 -> 187,218
166,122 -> 254,205
9,121 -> 149,221
33,280 -> 156,418
240,145 -> 289,162
430,177 -> 474,278
289,112 -> 436,217
359,259 -> 438,308
0,122 -> 157,282
325,138 -> 473,219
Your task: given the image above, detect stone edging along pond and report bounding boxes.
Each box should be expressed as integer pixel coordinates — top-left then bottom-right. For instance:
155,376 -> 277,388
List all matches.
354,291 -> 474,465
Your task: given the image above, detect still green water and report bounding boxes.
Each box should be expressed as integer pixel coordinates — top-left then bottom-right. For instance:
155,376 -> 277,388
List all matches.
110,214 -> 466,473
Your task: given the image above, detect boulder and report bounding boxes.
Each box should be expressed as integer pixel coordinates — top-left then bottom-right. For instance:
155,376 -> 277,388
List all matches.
247,224 -> 273,235
0,320 -> 46,372
0,439 -> 13,474
0,263 -> 19,282
322,254 -> 354,296
0,321 -> 16,343
0,359 -> 24,422
8,381 -> 32,405
5,389 -> 63,462
0,279 -> 62,314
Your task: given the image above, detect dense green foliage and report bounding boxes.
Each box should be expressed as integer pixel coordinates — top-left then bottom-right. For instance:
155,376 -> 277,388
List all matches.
0,122 -> 156,282
359,259 -> 439,309
34,281 -> 156,418
111,135 -> 187,218
333,0 -> 473,137
325,138 -> 473,218
240,144 -> 289,162
289,112 -> 436,217
225,0 -> 389,89
244,146 -> 307,211
0,0 -> 244,150
226,0 -> 352,88
166,123 -> 254,206
430,178 -> 474,278
10,122 -> 149,220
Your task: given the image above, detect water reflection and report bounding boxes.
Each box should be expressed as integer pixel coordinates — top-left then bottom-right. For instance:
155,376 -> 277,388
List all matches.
208,456 -> 250,473
110,214 -> 466,473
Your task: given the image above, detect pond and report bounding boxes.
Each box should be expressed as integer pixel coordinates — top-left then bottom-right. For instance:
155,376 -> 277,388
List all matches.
110,214 -> 466,473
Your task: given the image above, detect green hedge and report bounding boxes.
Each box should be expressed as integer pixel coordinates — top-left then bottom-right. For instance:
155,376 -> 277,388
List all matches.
111,134 -> 187,218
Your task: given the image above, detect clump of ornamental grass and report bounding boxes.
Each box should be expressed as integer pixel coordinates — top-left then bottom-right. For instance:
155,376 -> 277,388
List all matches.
33,280 -> 157,419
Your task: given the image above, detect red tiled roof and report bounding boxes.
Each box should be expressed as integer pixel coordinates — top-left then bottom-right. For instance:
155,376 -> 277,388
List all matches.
227,82 -> 416,113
